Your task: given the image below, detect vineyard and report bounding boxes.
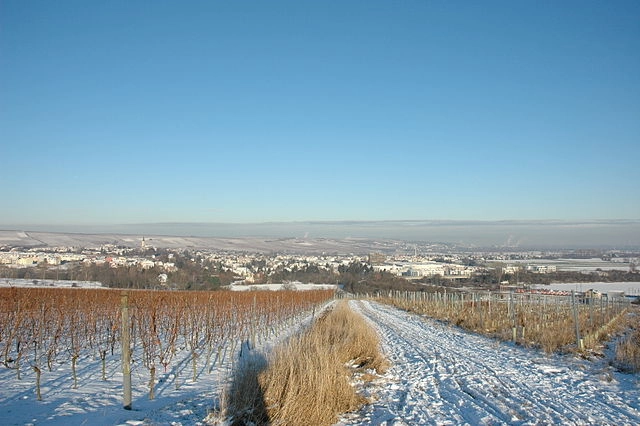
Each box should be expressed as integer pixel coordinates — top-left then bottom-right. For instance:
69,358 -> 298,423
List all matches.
1,286 -> 638,425
0,287 -> 334,407
372,290 -> 633,353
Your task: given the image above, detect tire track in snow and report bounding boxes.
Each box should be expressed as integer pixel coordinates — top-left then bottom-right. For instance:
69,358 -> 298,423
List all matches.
338,300 -> 640,426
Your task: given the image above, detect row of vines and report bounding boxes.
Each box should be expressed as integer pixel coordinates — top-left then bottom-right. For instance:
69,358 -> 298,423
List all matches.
0,287 -> 334,401
369,290 -> 632,353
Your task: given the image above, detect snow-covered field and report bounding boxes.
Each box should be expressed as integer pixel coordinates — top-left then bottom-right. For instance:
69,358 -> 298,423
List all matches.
509,258 -> 635,272
228,282 -> 338,292
340,300 -> 640,425
2,300 -> 638,425
533,281 -> 640,296
0,278 -> 103,288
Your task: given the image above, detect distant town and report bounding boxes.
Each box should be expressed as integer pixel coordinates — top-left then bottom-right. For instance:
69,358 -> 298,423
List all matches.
1,230 -> 638,300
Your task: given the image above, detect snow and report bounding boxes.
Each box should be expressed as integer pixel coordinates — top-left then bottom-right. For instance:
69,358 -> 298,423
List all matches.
533,281 -> 640,296
508,258 -> 634,272
227,282 -> 338,292
338,300 -> 640,426
0,278 -> 103,288
0,350 -> 222,426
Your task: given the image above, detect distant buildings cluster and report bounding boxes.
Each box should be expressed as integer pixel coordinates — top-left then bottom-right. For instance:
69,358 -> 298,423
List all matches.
0,250 -> 177,272
367,252 -> 475,279
0,252 -> 84,266
525,264 -> 557,273
198,251 -> 367,283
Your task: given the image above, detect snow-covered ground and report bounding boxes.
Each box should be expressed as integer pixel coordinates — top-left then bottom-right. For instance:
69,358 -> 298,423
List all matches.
0,278 -> 103,288
509,258 -> 635,273
533,281 -> 640,296
227,282 -> 338,292
339,300 -> 640,426
0,341 -> 226,426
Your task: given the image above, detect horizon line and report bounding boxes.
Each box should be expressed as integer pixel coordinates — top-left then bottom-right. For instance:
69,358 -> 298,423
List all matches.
2,218 -> 640,230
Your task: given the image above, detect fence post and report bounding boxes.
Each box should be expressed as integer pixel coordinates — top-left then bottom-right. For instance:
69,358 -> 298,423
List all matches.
571,290 -> 582,351
479,293 -> 484,330
251,294 -> 257,349
121,291 -> 132,410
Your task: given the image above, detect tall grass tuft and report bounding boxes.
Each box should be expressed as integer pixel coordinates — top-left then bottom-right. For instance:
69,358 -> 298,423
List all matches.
222,301 -> 386,426
615,325 -> 640,373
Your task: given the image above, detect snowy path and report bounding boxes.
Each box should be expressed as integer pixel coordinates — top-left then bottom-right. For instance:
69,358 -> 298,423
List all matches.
339,300 -> 640,426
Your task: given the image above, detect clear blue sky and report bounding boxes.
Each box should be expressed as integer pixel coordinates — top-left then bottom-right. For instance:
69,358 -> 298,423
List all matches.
2,1 -> 639,227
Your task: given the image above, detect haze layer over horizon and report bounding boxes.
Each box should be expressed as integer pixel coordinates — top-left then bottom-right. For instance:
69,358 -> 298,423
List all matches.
2,220 -> 639,249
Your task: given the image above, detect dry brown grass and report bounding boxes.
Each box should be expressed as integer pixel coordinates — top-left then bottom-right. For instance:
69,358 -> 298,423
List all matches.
377,293 -> 631,354
615,318 -> 640,373
221,301 -> 386,426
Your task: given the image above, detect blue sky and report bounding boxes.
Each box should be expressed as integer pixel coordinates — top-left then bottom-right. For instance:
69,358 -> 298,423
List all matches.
1,1 -> 639,227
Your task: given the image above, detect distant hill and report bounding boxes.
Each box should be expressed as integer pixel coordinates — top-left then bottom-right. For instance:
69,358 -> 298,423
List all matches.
0,229 -> 404,255
2,218 -> 639,250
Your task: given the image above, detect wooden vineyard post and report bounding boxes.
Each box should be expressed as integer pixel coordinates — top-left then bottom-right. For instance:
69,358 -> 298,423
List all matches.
251,294 -> 257,349
121,291 -> 132,410
510,292 -> 517,342
571,291 -> 583,351
478,293 -> 484,331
